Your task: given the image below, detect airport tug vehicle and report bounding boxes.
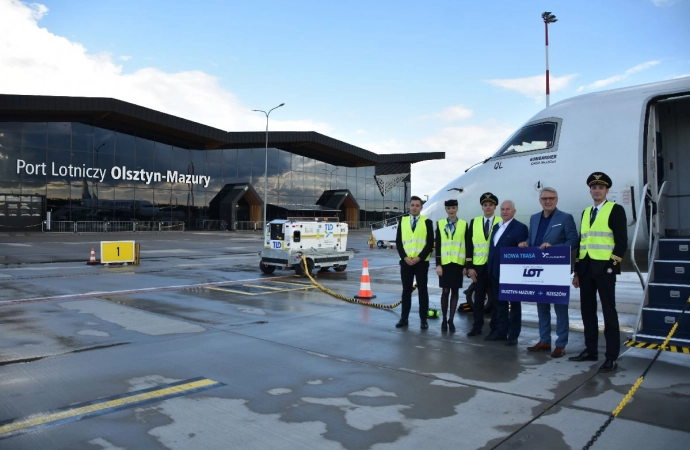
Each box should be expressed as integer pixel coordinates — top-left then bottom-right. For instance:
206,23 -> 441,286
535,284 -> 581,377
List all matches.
259,218 -> 353,276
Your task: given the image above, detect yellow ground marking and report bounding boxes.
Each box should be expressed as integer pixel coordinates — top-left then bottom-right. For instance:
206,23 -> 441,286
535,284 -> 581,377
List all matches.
625,341 -> 690,353
0,378 -> 219,437
206,282 -> 315,296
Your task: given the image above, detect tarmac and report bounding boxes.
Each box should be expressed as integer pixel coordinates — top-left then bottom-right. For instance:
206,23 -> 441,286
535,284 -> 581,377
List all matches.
0,229 -> 688,450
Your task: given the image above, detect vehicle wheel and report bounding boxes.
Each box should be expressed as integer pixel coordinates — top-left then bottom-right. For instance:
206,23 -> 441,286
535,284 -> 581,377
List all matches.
305,259 -> 315,276
334,265 -> 347,272
377,240 -> 385,248
294,258 -> 314,277
259,261 -> 276,274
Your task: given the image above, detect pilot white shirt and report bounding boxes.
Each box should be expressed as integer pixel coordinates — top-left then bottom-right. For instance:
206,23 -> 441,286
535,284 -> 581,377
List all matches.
493,218 -> 513,245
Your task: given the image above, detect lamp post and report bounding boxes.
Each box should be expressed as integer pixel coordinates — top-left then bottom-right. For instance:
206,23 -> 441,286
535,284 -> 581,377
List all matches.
323,167 -> 338,190
542,11 -> 557,107
252,103 -> 285,230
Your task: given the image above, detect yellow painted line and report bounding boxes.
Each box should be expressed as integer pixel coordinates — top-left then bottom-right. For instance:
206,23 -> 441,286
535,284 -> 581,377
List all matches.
267,281 -> 314,287
242,283 -> 286,291
0,378 -> 222,438
206,286 -> 262,296
206,283 -> 315,296
625,341 -> 690,353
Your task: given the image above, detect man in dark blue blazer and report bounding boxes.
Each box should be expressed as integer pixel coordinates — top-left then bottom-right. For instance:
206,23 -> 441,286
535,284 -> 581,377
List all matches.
485,200 -> 529,345
518,187 -> 579,358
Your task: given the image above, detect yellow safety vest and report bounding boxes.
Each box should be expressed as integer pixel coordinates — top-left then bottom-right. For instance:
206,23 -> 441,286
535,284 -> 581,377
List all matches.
401,215 -> 431,261
438,218 -> 467,265
471,216 -> 500,265
579,202 -> 615,260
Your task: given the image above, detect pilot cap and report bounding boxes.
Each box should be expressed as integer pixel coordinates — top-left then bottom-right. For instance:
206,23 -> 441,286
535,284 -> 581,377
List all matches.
587,172 -> 612,188
444,199 -> 458,207
479,192 -> 498,206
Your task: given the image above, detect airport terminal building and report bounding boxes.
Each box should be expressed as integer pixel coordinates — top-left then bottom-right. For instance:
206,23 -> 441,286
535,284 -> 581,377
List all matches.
0,95 -> 443,231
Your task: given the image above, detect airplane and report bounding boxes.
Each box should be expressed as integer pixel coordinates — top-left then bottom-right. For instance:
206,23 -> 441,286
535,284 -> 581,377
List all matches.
420,76 -> 690,265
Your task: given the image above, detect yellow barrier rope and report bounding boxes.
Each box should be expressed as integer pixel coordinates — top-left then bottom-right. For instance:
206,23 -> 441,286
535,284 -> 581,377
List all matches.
583,296 -> 690,449
301,257 -> 406,310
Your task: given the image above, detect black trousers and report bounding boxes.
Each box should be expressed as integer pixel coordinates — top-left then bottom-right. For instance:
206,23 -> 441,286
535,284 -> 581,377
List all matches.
579,267 -> 620,360
490,276 -> 522,339
400,261 -> 430,321
471,266 -> 495,331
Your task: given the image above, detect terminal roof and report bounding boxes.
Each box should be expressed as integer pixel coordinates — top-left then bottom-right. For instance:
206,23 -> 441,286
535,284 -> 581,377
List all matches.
0,94 -> 444,167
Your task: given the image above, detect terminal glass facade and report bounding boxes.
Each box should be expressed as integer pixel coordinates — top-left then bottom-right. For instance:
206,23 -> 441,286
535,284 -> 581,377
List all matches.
0,121 -> 406,227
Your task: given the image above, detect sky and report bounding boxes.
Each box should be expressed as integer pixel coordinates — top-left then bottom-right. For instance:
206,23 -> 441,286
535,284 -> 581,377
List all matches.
1,0 -> 689,198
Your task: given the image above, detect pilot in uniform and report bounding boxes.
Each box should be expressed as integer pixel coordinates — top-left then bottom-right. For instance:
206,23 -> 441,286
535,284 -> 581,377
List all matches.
464,193 -> 501,336
569,172 -> 628,372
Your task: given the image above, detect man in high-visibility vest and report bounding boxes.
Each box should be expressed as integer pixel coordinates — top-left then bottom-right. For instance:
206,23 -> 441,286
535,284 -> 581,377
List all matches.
395,196 -> 434,329
434,199 -> 469,333
569,172 -> 628,372
464,192 -> 501,337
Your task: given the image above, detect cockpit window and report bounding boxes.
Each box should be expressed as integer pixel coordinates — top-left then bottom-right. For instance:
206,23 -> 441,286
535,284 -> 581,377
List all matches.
492,121 -> 558,158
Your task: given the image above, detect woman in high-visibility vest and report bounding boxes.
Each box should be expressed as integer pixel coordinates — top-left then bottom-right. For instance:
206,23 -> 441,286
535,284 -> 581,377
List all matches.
435,199 -> 469,332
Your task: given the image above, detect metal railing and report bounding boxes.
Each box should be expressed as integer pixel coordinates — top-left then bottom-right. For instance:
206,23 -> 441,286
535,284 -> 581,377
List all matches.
42,220 -> 185,233
630,183 -> 649,289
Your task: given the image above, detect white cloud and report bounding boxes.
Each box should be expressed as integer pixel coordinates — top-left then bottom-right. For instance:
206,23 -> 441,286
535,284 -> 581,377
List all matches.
119,55 -> 132,61
0,0 -> 329,134
26,1 -> 48,19
0,0 -> 519,202
577,61 -> 660,92
434,105 -> 473,121
363,121 -> 516,198
484,73 -> 578,103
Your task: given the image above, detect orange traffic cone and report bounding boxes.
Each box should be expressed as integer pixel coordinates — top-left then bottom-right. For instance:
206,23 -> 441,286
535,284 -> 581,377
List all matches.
86,247 -> 99,265
354,258 -> 376,299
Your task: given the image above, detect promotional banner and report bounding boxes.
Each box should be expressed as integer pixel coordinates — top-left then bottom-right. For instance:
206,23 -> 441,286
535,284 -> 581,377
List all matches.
499,246 -> 571,305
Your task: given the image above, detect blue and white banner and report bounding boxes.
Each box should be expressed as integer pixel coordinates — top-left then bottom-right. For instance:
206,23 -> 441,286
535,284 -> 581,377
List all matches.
499,247 -> 571,304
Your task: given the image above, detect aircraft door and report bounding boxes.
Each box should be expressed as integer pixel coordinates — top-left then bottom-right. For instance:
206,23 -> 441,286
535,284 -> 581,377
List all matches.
658,96 -> 690,237
645,105 -> 664,238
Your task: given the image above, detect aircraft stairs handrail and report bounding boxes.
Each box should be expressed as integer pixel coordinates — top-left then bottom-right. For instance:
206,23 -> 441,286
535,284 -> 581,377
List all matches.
369,214 -> 404,231
630,180 -> 668,343
630,183 -> 650,289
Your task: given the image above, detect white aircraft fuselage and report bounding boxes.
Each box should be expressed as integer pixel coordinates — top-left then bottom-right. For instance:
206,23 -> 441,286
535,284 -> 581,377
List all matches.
421,77 -> 690,255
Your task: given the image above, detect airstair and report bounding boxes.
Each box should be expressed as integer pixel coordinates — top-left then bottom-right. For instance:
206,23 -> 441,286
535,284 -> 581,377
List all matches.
630,182 -> 690,350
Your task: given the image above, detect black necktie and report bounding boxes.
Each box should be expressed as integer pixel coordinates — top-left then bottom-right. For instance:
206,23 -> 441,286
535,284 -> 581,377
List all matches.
411,216 -> 418,232
590,207 -> 598,226
484,219 -> 490,239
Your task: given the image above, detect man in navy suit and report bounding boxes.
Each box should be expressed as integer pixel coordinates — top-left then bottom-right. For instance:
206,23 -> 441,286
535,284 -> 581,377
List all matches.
485,200 -> 529,345
518,187 -> 579,358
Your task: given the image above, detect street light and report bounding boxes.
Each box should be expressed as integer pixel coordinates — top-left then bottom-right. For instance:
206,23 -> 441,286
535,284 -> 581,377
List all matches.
542,11 -> 557,107
323,167 -> 338,190
252,103 -> 285,230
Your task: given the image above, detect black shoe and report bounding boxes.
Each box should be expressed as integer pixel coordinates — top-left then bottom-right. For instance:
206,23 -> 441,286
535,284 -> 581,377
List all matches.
395,320 -> 409,328
448,322 -> 455,333
441,319 -> 448,332
598,359 -> 618,372
467,328 -> 482,337
421,320 -> 429,330
568,350 -> 598,362
505,338 -> 518,346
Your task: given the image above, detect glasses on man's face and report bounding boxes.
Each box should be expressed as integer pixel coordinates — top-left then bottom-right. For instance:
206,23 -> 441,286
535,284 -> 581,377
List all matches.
540,197 -> 557,202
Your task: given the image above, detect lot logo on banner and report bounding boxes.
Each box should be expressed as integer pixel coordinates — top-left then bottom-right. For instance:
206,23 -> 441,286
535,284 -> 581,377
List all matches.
499,247 -> 571,304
